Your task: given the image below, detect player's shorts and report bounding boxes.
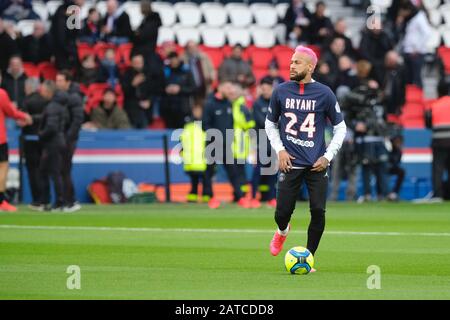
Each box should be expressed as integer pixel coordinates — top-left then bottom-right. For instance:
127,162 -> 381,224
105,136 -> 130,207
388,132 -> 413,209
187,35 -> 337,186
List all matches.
0,143 -> 8,162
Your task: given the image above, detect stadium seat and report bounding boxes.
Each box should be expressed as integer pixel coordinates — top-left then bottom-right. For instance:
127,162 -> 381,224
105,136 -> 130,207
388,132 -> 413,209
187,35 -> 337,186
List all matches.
77,43 -> 95,61
174,25 -> 201,46
33,2 -> 49,21
428,9 -> 442,27
38,62 -> 57,80
79,2 -> 94,21
152,2 -> 176,27
441,3 -> 450,26
198,46 -> 224,69
46,0 -> 62,17
405,85 -> 424,103
370,0 -> 393,12
199,25 -> 226,48
117,43 -> 133,67
274,24 -> 287,45
123,2 -> 144,30
93,42 -> 117,60
174,2 -> 202,27
225,26 -> 251,47
437,46 -> 450,74
275,3 -> 289,20
96,1 -> 107,17
23,63 -> 40,78
157,27 -> 176,46
423,0 -> 441,10
16,20 -> 36,37
248,47 -> 273,69
253,67 -> 269,82
200,2 -> 227,27
250,27 -> 276,48
273,45 -> 293,69
226,3 -> 253,28
250,3 -> 278,28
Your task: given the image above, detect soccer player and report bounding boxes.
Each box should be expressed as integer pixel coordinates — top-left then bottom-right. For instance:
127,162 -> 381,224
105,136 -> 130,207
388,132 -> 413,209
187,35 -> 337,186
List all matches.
265,46 -> 347,270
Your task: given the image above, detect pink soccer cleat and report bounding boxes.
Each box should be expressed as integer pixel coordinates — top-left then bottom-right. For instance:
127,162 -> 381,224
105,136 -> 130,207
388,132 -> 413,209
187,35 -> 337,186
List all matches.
269,224 -> 290,256
310,268 -> 317,273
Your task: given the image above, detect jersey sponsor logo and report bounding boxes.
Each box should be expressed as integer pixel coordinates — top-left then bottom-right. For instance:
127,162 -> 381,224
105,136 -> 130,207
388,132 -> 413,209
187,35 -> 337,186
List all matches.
285,98 -> 317,111
286,135 -> 315,148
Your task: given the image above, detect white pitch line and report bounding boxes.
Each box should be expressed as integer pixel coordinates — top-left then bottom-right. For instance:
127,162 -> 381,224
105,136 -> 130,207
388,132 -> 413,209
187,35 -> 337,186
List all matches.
0,224 -> 450,237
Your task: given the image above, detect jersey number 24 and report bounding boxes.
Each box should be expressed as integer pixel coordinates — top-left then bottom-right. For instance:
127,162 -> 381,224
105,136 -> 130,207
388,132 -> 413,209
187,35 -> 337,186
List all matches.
285,112 -> 316,138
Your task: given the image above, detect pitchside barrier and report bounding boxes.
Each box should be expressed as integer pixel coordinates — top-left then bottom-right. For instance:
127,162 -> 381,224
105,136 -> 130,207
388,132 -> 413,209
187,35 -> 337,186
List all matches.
5,127 -> 434,203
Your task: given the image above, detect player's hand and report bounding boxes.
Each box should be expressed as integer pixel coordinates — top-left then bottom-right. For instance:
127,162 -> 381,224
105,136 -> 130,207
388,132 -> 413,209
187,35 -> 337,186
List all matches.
311,156 -> 329,172
278,150 -> 295,173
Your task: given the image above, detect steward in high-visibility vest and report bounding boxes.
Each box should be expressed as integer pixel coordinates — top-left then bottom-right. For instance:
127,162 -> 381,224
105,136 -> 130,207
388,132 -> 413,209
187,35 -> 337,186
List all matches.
231,95 -> 255,195
180,106 -> 208,203
425,80 -> 450,199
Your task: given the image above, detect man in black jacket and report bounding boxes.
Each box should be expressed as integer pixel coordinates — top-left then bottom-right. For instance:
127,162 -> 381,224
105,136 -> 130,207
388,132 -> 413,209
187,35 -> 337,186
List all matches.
101,0 -> 133,44
1,55 -> 27,109
55,70 -> 84,212
161,52 -> 195,129
382,50 -> 406,115
131,0 -> 161,59
18,20 -> 53,64
121,54 -> 164,128
38,80 -> 68,211
0,18 -> 19,74
21,78 -> 48,208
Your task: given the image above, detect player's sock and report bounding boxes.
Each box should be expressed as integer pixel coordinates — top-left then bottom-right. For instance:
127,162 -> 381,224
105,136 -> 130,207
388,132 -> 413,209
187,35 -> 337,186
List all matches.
306,209 -> 325,255
277,226 -> 289,236
0,192 -> 5,203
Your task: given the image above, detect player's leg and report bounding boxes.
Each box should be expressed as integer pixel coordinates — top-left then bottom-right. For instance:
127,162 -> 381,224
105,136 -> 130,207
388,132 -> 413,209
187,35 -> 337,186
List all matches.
304,169 -> 329,256
270,169 -> 304,256
187,172 -> 199,202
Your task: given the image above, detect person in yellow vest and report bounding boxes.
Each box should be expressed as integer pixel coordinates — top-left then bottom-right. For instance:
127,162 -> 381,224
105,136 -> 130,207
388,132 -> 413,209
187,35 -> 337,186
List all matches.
425,80 -> 450,201
229,83 -> 256,206
180,104 -> 207,203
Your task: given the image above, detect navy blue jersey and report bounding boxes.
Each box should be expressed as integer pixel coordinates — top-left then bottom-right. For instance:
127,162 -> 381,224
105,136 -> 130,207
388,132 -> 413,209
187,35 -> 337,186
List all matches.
266,80 -> 344,167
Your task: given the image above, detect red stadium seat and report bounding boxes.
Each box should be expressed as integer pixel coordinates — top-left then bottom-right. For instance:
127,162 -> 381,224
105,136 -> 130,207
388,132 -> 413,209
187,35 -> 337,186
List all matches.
253,67 -> 268,82
94,42 -> 117,61
117,43 -> 133,67
77,43 -> 95,61
437,46 -> 450,74
23,62 -> 39,78
273,45 -> 293,69
198,46 -> 224,69
405,84 -> 424,103
87,83 -> 110,96
38,62 -> 57,80
249,47 -> 273,69
85,91 -> 104,114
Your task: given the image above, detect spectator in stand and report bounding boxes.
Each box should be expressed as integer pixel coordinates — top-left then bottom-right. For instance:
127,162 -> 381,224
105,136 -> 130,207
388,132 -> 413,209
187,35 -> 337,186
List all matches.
87,88 -> 130,130
99,48 -> 120,88
359,16 -> 394,85
77,54 -> 99,87
262,61 -> 285,87
335,55 -> 359,99
313,60 -> 334,89
321,36 -> 346,81
51,0 -> 84,70
1,55 -> 27,108
218,44 -> 255,89
282,0 -> 312,42
182,40 -> 215,105
79,8 -> 101,44
101,0 -> 133,45
1,0 -> 39,22
397,1 -> 431,88
159,40 -> 177,62
385,134 -> 405,201
309,1 -> 333,46
0,18 -> 19,74
18,21 -> 53,65
160,51 -> 196,129
131,0 -> 161,60
382,51 -> 406,115
121,54 -> 153,129
21,77 -> 47,208
327,18 -> 357,59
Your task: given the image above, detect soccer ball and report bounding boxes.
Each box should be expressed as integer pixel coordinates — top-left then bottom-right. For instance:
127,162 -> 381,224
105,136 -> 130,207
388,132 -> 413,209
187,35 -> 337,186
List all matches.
285,246 -> 314,275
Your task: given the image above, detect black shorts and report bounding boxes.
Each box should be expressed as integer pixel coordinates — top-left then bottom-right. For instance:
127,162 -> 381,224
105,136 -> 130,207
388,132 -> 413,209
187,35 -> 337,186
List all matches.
0,143 -> 8,162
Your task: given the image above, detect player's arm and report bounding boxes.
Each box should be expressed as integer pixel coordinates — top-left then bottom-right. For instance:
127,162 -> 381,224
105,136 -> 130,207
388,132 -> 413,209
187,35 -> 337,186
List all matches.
265,88 -> 295,172
312,94 -> 347,172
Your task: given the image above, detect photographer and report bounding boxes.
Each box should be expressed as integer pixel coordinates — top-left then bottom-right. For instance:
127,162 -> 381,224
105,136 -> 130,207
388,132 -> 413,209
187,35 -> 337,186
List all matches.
341,60 -> 389,202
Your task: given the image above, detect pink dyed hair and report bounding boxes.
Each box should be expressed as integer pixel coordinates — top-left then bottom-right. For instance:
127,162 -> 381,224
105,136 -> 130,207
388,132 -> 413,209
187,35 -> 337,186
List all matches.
295,46 -> 318,67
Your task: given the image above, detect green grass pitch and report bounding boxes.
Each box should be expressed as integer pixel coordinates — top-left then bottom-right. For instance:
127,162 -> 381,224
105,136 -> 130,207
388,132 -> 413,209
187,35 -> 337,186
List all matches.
1,202 -> 450,300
